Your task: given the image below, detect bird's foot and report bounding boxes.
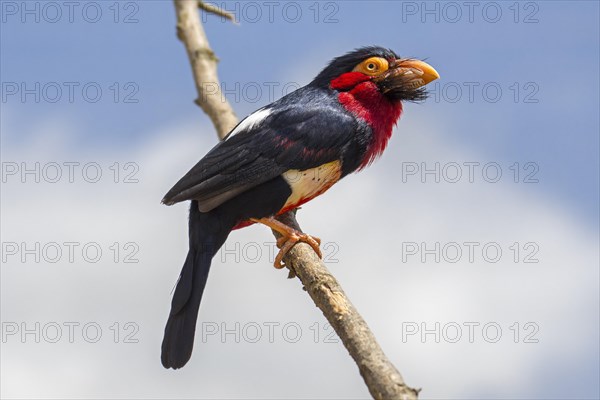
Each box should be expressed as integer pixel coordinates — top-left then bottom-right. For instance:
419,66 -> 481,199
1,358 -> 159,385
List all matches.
251,217 -> 322,269
274,232 -> 322,269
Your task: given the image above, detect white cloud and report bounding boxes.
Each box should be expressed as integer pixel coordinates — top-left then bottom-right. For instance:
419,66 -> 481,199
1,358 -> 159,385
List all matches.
1,114 -> 598,399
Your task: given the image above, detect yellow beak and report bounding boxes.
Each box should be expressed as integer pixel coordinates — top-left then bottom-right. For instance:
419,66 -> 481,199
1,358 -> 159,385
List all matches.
396,59 -> 440,87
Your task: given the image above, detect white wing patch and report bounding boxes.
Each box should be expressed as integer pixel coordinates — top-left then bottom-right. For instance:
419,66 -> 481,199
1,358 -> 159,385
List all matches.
225,108 -> 272,140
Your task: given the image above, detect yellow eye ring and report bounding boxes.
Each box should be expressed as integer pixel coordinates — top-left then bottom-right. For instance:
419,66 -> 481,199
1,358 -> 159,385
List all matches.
353,57 -> 389,76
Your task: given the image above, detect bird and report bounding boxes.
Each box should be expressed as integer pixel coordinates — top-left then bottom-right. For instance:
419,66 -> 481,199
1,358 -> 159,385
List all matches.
160,46 -> 439,369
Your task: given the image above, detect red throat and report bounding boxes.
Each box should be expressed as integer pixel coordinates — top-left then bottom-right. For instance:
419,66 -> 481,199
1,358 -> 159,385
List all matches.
331,72 -> 403,170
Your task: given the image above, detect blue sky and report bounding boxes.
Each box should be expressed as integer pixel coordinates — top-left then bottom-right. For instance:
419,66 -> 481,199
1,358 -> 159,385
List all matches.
1,1 -> 599,399
2,1 -> 598,223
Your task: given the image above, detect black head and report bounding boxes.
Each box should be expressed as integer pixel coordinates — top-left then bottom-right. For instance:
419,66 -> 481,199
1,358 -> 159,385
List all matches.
311,46 -> 439,102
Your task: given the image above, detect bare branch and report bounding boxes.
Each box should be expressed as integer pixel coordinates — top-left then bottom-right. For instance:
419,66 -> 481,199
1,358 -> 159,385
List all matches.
197,1 -> 237,24
172,1 -> 419,398
174,0 -> 238,138
275,212 -> 420,400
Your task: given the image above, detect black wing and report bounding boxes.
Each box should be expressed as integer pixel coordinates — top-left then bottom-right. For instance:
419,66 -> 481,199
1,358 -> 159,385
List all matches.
162,86 -> 360,212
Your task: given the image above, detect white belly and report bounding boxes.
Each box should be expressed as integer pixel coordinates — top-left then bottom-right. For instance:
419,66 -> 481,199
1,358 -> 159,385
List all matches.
281,161 -> 342,210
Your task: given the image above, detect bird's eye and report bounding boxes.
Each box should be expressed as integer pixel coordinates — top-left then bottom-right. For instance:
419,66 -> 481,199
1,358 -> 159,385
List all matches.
353,57 -> 389,76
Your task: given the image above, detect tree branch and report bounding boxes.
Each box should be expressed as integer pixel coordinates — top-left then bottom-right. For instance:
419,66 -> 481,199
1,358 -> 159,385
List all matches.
174,0 -> 237,139
275,213 -> 420,399
172,1 -> 419,398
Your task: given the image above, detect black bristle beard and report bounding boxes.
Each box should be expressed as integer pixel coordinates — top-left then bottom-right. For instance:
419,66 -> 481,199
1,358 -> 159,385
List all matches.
378,74 -> 430,102
386,87 -> 428,102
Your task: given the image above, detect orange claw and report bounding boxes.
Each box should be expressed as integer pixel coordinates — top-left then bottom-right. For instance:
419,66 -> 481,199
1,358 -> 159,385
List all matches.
274,232 -> 322,269
251,217 -> 322,268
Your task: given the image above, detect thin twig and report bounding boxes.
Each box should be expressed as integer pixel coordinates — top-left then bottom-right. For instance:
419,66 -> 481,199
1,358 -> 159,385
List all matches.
172,1 -> 419,398
197,1 -> 237,24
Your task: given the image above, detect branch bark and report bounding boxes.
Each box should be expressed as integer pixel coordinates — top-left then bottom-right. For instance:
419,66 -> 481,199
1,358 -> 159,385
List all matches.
172,1 -> 419,398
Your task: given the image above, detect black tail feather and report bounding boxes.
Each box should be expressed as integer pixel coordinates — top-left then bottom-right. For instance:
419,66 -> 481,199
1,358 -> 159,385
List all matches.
161,201 -> 233,369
